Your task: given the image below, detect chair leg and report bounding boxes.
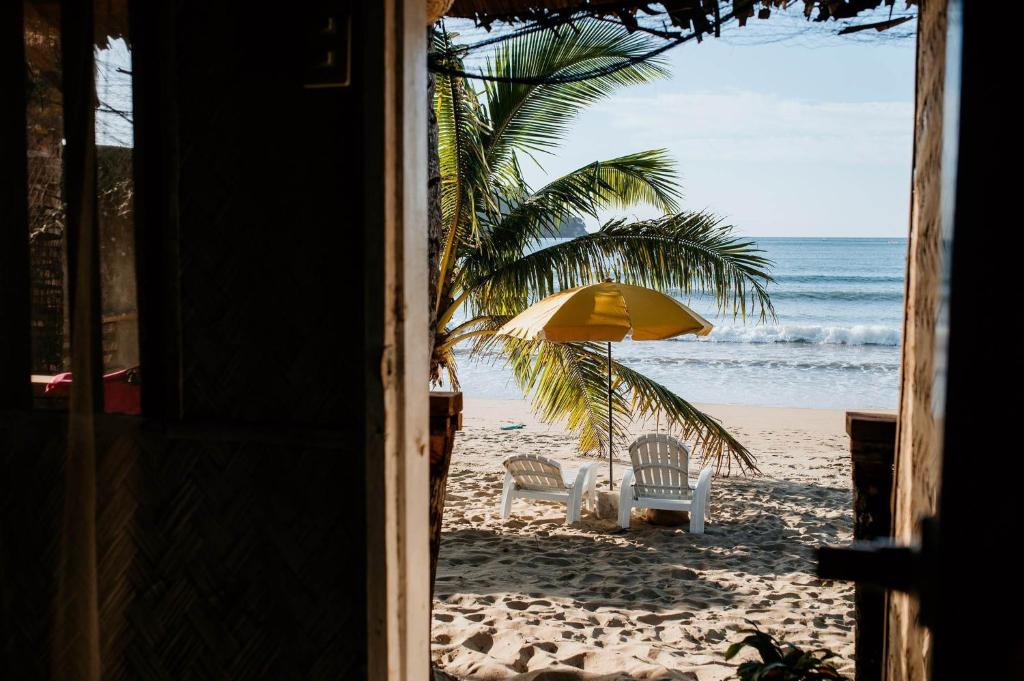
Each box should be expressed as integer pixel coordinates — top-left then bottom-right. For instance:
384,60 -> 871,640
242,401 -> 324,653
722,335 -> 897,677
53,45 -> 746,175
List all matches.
618,469 -> 635,529
690,467 -> 711,533
500,472 -> 515,519
569,464 -> 596,523
618,499 -> 632,529
587,467 -> 599,512
689,500 -> 705,534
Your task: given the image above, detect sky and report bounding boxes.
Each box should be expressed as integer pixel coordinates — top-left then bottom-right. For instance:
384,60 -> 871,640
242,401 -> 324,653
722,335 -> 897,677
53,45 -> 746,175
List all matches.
97,15 -> 917,238
95,39 -> 134,148
451,13 -> 917,238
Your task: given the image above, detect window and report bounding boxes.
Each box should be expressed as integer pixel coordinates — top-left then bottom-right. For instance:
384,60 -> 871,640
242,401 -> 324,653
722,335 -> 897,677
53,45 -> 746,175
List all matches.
23,0 -> 140,414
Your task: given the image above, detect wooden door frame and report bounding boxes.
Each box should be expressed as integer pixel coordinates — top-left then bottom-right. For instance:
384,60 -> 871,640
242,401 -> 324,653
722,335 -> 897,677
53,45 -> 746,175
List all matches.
883,1 -> 1023,677
363,1 -> 432,679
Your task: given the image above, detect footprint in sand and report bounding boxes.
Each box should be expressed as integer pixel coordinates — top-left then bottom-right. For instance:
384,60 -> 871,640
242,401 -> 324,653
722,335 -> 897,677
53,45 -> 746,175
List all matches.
511,646 -> 536,673
461,630 -> 494,654
704,628 -> 727,643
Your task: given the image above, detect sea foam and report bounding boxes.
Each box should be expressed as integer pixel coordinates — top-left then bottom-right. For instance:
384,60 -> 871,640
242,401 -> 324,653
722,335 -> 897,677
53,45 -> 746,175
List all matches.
676,324 -> 901,346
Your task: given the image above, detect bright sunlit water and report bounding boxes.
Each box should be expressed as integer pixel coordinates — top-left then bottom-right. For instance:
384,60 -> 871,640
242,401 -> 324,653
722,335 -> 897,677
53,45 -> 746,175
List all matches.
448,237 -> 906,410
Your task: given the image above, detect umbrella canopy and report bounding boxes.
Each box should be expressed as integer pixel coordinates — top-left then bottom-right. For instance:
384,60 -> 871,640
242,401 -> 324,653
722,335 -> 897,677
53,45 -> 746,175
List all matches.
498,280 -> 712,342
497,280 -> 713,489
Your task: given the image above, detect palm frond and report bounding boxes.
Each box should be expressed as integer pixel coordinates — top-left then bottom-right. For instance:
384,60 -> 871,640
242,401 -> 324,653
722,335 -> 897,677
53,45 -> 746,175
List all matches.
430,23 -> 776,469
467,212 -> 776,321
452,150 -> 683,310
500,336 -> 631,454
481,335 -> 758,474
501,150 -> 681,242
541,150 -> 681,217
435,43 -> 501,315
612,360 -> 759,475
481,21 -> 669,176
430,329 -> 462,389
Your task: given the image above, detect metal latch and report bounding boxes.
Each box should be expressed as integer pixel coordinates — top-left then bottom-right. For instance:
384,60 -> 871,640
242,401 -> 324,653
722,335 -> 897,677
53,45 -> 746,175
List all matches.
817,516 -> 938,627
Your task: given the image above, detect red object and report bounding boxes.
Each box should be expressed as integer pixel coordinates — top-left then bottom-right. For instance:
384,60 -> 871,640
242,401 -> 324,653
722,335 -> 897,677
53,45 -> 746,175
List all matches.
45,367 -> 141,415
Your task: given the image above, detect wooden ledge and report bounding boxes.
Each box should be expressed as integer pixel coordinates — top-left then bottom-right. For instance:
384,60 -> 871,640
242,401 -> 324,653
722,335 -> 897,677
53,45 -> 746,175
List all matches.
429,391 -> 463,417
846,411 -> 897,443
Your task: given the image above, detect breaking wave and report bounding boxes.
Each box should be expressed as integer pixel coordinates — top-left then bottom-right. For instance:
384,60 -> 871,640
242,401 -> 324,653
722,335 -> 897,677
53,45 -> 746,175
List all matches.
676,324 -> 901,347
768,290 -> 904,302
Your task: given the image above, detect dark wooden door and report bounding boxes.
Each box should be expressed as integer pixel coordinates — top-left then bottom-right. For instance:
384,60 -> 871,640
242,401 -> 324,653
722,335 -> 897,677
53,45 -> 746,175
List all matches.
819,2 -> 1024,678
929,1 -> 1023,677
2,2 -> 380,679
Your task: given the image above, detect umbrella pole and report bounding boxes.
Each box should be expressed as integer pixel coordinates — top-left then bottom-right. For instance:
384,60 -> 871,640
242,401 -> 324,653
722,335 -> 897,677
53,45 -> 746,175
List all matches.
607,341 -> 614,490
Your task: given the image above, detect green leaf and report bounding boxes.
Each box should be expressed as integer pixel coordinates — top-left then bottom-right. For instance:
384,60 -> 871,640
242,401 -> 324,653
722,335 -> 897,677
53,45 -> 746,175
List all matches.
479,21 -> 670,176
742,631 -> 784,664
430,21 -> 777,467
464,212 -> 775,326
471,335 -> 758,475
725,641 -> 747,661
736,662 -> 762,681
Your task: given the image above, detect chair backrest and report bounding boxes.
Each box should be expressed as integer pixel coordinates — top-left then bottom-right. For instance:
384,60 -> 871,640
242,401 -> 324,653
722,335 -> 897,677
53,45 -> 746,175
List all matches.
628,434 -> 690,499
503,454 -> 567,491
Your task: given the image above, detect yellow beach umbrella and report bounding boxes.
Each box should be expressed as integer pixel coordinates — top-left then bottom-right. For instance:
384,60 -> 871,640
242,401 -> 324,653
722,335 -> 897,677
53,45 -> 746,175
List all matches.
497,280 -> 712,488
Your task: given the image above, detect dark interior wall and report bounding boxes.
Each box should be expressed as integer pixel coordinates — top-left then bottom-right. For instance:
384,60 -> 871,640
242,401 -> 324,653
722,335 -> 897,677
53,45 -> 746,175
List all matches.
2,2 -> 372,679
135,1 -> 370,676
172,3 -> 364,427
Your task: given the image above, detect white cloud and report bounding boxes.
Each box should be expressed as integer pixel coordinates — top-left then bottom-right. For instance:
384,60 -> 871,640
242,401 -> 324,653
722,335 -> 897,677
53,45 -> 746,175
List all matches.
588,90 -> 913,165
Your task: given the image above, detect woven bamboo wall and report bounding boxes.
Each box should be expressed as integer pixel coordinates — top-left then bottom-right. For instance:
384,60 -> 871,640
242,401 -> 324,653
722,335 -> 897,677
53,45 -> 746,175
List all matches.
27,150 -> 68,373
0,413 -> 364,680
173,3 -> 363,427
1,2 -> 371,678
26,145 -> 139,374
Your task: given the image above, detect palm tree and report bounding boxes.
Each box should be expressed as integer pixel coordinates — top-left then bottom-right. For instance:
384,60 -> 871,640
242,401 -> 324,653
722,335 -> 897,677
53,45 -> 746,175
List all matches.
431,22 -> 775,474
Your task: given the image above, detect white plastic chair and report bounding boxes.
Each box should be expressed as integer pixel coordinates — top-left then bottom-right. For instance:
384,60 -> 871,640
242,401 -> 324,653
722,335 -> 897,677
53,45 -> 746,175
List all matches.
500,454 -> 598,524
617,434 -> 713,533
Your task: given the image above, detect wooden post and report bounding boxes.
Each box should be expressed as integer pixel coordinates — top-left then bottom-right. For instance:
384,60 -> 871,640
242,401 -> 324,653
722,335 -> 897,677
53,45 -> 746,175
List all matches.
362,2 -> 430,679
130,0 -> 183,420
887,3 -> 947,678
846,411 -> 897,681
55,1 -> 103,679
429,391 -> 462,597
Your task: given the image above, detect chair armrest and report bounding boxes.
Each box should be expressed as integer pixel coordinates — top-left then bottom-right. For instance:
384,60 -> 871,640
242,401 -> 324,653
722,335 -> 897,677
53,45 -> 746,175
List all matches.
619,468 -> 635,499
572,461 -> 598,491
689,467 -> 711,490
693,468 -> 711,493
692,467 -> 712,511
617,468 -> 636,528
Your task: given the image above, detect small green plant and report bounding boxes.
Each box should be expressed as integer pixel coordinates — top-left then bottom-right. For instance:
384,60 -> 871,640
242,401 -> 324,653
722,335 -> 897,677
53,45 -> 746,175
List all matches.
724,623 -> 849,680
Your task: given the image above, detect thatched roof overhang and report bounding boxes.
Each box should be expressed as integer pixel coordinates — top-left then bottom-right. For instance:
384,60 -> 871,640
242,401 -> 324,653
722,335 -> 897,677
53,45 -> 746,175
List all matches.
447,0 -> 916,33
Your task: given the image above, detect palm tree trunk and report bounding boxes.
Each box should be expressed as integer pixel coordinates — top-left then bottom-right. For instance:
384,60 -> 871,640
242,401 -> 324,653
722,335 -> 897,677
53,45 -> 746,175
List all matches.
426,46 -> 452,603
429,393 -> 460,597
427,65 -> 443,369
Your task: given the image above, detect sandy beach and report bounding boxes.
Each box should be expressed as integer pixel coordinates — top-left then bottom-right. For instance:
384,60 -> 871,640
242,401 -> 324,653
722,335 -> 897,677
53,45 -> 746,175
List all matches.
432,398 -> 860,680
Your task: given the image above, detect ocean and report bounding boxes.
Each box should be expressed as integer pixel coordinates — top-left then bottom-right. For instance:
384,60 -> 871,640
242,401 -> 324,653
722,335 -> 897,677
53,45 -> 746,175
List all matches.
450,237 -> 906,410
